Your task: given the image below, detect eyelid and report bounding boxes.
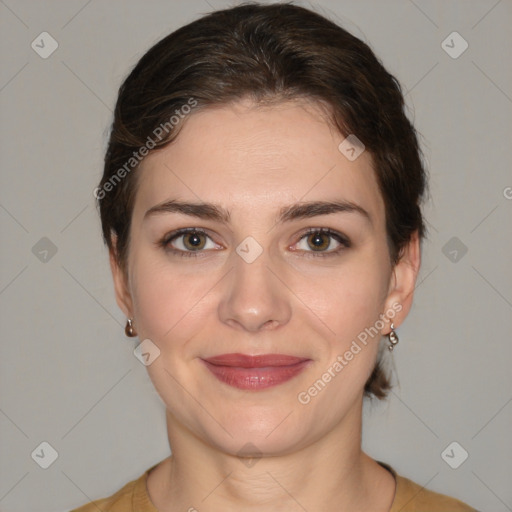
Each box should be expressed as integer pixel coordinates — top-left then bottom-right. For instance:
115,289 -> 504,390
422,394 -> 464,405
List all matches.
159,226 -> 350,258
161,227 -> 212,245
159,227 -> 221,257
297,227 -> 350,245
291,227 -> 351,256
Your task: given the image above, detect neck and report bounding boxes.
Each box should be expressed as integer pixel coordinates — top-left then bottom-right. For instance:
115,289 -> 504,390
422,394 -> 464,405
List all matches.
148,395 -> 395,512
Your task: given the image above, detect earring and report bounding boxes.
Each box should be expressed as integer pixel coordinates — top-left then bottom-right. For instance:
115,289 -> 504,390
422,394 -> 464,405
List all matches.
387,323 -> 399,351
125,318 -> 137,337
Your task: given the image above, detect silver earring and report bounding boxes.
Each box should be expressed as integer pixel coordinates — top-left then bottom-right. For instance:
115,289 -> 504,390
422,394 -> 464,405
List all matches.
125,318 -> 137,337
387,323 -> 399,351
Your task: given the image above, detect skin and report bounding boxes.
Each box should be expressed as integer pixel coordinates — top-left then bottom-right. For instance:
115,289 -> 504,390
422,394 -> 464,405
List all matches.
110,98 -> 421,511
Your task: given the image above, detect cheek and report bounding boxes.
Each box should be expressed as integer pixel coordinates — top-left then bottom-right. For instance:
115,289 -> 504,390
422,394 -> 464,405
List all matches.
331,282 -> 385,344
129,251 -> 218,345
131,263 -> 175,339
303,255 -> 390,347
294,264 -> 389,418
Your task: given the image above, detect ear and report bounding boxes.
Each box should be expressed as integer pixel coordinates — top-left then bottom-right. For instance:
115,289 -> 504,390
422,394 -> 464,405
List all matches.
109,235 -> 134,319
381,231 -> 421,333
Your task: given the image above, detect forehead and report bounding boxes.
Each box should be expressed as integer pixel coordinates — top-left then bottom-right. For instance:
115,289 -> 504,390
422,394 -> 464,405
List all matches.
132,99 -> 385,225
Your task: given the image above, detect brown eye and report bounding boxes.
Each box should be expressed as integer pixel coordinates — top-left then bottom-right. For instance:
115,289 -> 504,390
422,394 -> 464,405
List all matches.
181,231 -> 207,251
294,228 -> 350,257
161,228 -> 219,257
306,232 -> 331,251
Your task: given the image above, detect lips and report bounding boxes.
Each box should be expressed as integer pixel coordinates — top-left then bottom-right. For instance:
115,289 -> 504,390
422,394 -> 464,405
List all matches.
201,353 -> 311,390
204,353 -> 309,367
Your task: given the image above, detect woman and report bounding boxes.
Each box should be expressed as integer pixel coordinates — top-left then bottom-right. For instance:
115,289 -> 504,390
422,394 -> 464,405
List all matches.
72,3 -> 477,511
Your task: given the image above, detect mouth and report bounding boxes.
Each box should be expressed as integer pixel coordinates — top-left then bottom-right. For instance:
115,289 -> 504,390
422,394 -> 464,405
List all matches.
200,353 -> 312,390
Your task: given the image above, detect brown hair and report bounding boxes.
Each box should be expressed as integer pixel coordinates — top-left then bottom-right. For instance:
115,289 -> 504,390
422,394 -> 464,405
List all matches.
97,1 -> 428,399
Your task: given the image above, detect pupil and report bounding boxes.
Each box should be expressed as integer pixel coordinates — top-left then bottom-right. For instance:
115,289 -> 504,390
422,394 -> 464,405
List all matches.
187,233 -> 203,248
310,233 -> 328,251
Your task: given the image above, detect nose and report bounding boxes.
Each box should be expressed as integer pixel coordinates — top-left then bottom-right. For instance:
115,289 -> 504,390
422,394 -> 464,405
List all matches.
217,248 -> 292,333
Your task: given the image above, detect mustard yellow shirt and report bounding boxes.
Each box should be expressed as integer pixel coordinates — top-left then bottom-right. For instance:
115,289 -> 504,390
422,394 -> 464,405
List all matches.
70,461 -> 477,511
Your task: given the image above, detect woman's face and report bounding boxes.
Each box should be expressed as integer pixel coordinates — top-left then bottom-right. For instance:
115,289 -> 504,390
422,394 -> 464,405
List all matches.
112,98 -> 417,456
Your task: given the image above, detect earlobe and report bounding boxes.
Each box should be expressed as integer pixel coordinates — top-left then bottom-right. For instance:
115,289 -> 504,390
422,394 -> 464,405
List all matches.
109,236 -> 134,319
382,231 -> 421,333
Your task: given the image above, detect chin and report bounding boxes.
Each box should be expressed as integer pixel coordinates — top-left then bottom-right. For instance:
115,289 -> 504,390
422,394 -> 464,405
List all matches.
199,405 -> 316,458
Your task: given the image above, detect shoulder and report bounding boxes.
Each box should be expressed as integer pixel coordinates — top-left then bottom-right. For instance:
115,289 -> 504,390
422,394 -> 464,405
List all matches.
69,478 -> 136,512
69,465 -> 158,512
389,469 -> 478,511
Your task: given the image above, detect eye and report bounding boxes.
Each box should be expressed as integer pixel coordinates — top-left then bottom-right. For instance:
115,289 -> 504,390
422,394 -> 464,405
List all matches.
294,228 -> 350,257
159,228 -> 220,257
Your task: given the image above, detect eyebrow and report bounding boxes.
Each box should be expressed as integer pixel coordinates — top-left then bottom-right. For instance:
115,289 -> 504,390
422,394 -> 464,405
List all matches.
143,199 -> 372,225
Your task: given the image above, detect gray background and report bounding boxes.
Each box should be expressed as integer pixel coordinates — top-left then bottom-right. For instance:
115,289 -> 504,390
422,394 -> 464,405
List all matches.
1,1 -> 511,510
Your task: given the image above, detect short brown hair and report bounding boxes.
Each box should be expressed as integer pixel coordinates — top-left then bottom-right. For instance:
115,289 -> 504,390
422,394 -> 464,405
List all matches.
98,2 -> 428,399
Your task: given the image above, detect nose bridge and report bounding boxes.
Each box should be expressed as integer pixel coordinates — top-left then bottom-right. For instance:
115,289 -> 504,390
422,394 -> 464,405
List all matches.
218,243 -> 291,332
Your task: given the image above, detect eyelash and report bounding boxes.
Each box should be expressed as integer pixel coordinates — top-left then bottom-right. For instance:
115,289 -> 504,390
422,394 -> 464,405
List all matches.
294,227 -> 351,258
158,227 -> 351,259
158,228 -> 217,259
